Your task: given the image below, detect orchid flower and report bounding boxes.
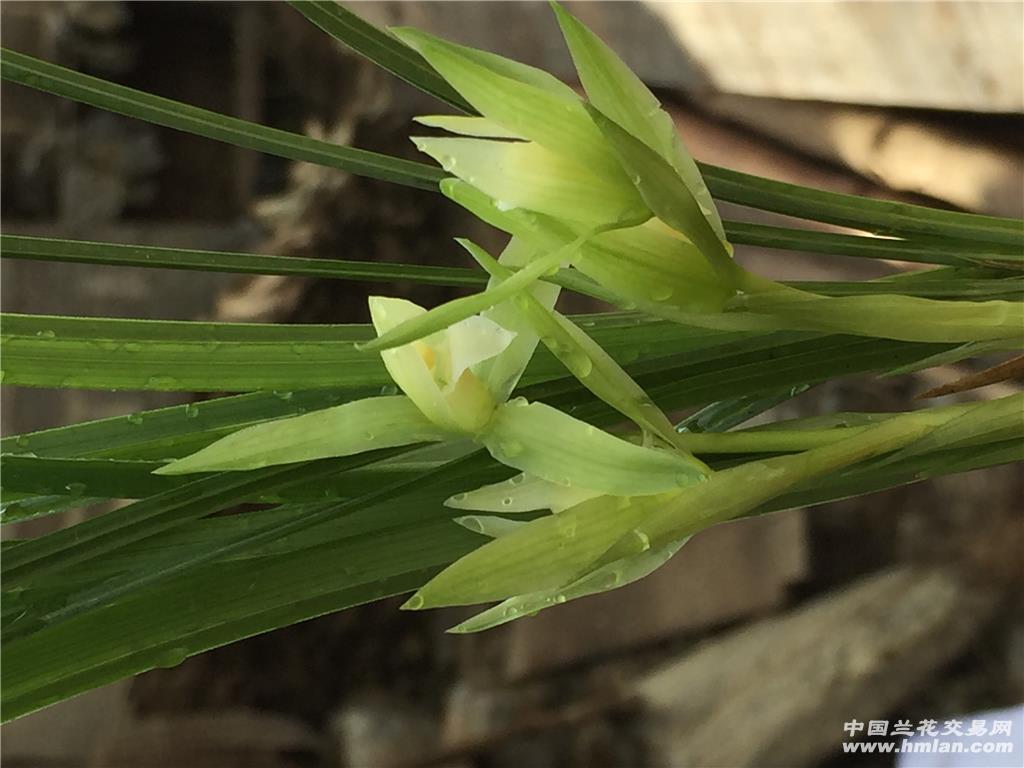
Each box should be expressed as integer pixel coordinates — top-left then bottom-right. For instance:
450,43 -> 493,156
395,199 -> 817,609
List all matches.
389,5 -> 1022,344
156,273 -> 708,498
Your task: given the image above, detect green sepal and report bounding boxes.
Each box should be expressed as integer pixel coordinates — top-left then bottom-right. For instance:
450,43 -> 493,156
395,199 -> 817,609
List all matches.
586,104 -> 738,286
446,472 -> 601,514
474,238 -> 562,402
153,396 -> 449,475
550,1 -> 726,244
448,536 -> 688,632
413,115 -> 522,139
482,399 -> 706,496
403,492 -> 666,608
391,27 -> 621,176
412,135 -> 645,223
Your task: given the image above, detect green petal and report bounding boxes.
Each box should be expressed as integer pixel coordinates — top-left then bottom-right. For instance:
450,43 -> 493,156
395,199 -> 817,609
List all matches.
448,537 -> 688,632
413,115 -> 523,139
446,472 -> 601,513
405,493 -> 663,607
153,396 -> 448,474
392,27 -> 621,176
413,136 -> 644,223
368,296 -> 456,429
482,399 -> 706,496
552,1 -> 726,243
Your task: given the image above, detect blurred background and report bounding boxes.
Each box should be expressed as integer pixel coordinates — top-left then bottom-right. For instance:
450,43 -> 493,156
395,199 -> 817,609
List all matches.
2,2 -> 1022,766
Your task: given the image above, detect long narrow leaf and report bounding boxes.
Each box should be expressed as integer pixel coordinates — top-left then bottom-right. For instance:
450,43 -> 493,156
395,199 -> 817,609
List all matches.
0,48 -> 444,191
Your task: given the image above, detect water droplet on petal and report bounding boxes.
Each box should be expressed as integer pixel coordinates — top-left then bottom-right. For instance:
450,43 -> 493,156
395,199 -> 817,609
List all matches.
273,390 -> 294,401
64,482 -> 87,497
184,403 -> 200,419
498,440 -> 524,458
15,435 -> 30,449
123,342 -> 142,353
502,605 -> 521,619
501,497 -> 513,507
449,492 -> 468,503
126,413 -> 144,425
509,475 -> 526,486
35,329 -> 56,339
554,594 -> 567,604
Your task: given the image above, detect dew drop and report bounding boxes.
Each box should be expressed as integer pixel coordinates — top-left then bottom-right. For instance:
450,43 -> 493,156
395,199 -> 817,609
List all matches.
184,403 -> 200,419
675,472 -> 697,487
64,482 -> 87,497
649,285 -> 673,302
509,474 -> 526,486
508,396 -> 529,408
363,431 -> 375,441
15,435 -> 31,449
556,475 -> 573,487
449,492 -> 468,503
495,200 -> 516,212
553,594 -> 567,604
34,329 -> 56,339
501,497 -> 513,507
272,390 -> 294,401
146,376 -> 178,389
379,384 -> 398,396
126,413 -> 144,425
498,440 -> 524,458
502,605 -> 521,619
631,528 -> 651,553
154,646 -> 189,669
123,342 -> 142,353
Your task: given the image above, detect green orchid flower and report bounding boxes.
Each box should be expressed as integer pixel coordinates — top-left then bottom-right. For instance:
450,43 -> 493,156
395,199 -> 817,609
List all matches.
404,393 -> 1023,631
388,4 -> 1022,345
156,284 -> 708,498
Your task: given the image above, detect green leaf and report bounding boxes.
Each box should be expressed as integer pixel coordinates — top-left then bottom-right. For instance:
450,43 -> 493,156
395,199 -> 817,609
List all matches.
482,399 -> 706,496
1,234 -> 486,287
0,48 -> 444,191
286,1 -> 471,112
723,222 -> 1021,269
700,163 -> 1024,249
154,396 -> 450,474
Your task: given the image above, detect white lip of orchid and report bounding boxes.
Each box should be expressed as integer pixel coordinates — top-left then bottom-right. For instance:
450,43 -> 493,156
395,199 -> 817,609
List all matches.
424,314 -> 518,394
369,296 -> 517,433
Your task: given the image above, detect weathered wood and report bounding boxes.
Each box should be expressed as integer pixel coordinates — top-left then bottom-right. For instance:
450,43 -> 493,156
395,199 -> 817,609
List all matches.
636,567 -> 1000,768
